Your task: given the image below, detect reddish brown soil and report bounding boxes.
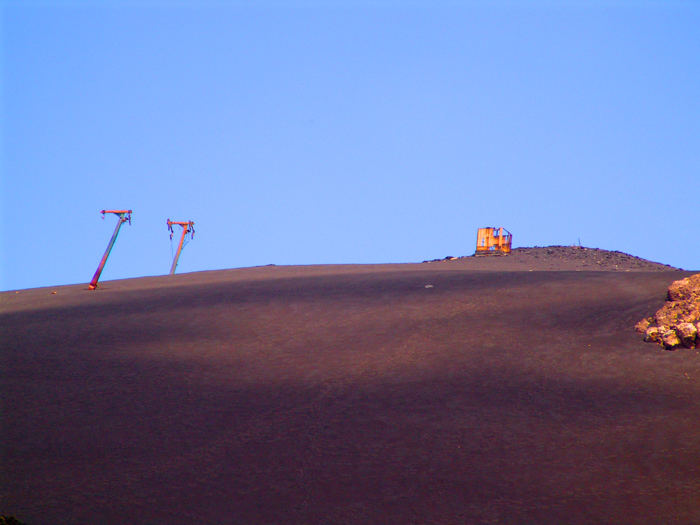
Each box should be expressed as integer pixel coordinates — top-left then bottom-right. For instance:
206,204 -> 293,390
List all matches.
425,245 -> 681,272
2,251 -> 700,524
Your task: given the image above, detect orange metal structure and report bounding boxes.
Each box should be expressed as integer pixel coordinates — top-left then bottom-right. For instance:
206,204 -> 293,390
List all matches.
475,227 -> 512,255
89,209 -> 132,290
167,219 -> 195,275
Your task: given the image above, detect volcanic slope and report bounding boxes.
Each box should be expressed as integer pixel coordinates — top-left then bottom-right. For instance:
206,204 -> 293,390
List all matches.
2,250 -> 699,524
425,245 -> 681,271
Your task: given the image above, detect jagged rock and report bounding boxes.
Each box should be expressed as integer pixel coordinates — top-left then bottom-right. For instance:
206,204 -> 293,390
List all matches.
635,318 -> 651,333
676,322 -> 698,349
644,326 -> 661,343
637,273 -> 700,350
661,329 -> 681,349
655,302 -> 700,327
667,274 -> 700,301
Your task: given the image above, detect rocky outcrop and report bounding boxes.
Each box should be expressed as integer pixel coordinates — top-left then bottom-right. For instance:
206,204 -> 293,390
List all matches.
676,322 -> 698,348
636,274 -> 700,350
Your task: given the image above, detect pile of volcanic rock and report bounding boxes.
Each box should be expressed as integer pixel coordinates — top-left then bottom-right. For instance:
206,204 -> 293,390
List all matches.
636,273 -> 700,350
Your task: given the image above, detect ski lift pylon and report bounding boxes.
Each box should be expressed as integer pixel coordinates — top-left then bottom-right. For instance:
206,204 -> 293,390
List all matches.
167,218 -> 195,275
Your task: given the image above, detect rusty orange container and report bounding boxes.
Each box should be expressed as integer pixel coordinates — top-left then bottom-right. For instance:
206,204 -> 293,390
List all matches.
475,227 -> 512,255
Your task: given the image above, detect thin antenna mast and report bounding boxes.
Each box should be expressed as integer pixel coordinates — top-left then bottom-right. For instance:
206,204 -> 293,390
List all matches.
167,219 -> 195,275
89,209 -> 132,290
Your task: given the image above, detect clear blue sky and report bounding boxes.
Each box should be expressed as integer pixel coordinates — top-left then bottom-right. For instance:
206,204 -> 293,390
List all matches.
2,0 -> 698,291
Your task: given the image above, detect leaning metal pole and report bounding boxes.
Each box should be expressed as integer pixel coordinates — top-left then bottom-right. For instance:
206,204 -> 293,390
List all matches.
170,226 -> 187,275
89,210 -> 132,290
167,219 -> 195,275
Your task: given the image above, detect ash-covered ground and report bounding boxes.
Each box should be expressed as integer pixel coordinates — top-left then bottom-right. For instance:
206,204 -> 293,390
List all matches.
2,253 -> 699,524
425,245 -> 681,272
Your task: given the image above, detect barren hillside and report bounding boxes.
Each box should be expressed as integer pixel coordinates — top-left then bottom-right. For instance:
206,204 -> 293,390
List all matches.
2,250 -> 699,524
425,245 -> 682,271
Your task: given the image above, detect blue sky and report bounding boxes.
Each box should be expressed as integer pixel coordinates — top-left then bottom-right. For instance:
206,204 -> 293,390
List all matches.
2,0 -> 698,290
